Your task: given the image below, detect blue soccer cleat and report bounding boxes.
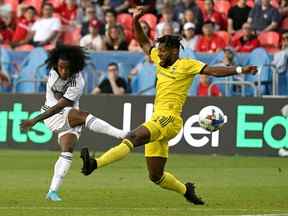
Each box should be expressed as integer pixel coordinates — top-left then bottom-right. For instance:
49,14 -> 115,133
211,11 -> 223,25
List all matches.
46,191 -> 62,201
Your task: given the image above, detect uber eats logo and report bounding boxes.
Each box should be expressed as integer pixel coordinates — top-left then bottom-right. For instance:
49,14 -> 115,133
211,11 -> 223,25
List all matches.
237,105 -> 288,149
0,103 -> 52,144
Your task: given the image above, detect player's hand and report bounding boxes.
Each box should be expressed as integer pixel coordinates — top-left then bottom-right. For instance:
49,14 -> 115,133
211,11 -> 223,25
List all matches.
132,6 -> 145,20
21,120 -> 36,131
242,66 -> 258,75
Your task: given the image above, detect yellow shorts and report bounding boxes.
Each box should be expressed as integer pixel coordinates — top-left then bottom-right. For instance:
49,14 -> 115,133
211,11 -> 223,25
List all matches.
143,112 -> 183,158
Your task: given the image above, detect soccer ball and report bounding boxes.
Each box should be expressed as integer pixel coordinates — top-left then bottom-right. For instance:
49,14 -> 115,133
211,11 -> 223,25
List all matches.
198,106 -> 226,132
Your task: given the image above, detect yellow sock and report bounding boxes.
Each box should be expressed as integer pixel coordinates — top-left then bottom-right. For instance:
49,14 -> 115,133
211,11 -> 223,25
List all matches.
96,139 -> 134,168
156,172 -> 186,194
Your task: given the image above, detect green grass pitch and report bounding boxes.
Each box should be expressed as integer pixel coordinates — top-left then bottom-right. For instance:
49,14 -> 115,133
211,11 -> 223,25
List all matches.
0,150 -> 287,216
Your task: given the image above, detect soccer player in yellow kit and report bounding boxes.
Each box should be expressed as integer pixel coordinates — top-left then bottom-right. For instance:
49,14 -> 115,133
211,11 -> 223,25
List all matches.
80,6 -> 258,204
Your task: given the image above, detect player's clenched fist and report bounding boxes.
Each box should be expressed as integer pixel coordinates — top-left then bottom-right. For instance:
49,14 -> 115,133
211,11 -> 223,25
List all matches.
21,120 -> 36,131
242,66 -> 258,75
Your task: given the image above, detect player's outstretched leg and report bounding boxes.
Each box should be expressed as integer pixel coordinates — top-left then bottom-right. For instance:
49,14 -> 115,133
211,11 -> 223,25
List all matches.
146,157 -> 204,205
81,139 -> 134,175
47,133 -> 76,201
81,127 -> 150,175
68,109 -> 127,139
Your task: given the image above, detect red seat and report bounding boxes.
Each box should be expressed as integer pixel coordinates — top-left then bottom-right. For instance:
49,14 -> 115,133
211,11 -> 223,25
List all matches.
258,31 -> 280,53
62,26 -> 81,45
246,0 -> 255,8
215,31 -> 230,46
271,0 -> 280,8
123,29 -> 133,43
48,0 -> 62,7
214,0 -> 231,17
117,13 -> 133,31
140,13 -> 157,31
230,0 -> 239,6
196,0 -> 206,13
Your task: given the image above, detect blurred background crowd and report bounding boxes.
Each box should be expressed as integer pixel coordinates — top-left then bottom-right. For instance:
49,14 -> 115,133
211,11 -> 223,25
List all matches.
0,0 -> 286,52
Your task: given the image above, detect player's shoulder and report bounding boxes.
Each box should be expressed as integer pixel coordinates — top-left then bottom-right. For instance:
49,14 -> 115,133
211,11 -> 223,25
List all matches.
150,47 -> 158,57
178,58 -> 200,68
75,72 -> 85,87
177,58 -> 206,74
48,69 -> 59,80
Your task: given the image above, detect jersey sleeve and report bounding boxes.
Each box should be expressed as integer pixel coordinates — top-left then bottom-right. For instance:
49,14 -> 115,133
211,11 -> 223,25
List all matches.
149,47 -> 160,64
63,75 -> 84,102
185,59 -> 207,76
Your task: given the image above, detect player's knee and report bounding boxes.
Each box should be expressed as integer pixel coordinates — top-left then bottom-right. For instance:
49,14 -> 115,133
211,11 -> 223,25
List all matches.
61,143 -> 74,152
69,109 -> 89,125
62,146 -> 73,153
125,132 -> 139,146
78,110 -> 89,121
73,110 -> 88,120
148,172 -> 163,183
126,131 -> 148,147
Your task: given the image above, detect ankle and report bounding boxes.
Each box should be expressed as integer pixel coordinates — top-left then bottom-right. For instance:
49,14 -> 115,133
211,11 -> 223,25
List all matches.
92,158 -> 97,169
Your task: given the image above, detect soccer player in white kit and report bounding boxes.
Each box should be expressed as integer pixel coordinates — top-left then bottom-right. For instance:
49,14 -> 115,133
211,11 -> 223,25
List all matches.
21,45 -> 127,201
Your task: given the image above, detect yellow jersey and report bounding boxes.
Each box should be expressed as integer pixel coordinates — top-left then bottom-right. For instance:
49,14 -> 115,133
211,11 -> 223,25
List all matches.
150,47 -> 206,115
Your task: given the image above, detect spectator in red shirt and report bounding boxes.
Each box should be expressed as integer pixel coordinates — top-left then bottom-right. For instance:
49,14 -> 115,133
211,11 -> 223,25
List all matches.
55,0 -> 78,26
231,22 -> 259,52
196,21 -> 226,52
197,74 -> 222,96
0,18 -> 12,45
202,0 -> 226,30
11,6 -> 36,48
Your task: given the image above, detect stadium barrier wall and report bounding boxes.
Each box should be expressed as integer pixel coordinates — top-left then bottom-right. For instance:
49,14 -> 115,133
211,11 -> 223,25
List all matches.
0,94 -> 287,156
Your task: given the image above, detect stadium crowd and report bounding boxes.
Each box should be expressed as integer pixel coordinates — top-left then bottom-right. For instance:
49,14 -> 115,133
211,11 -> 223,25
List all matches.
0,0 -> 286,52
0,0 -> 288,96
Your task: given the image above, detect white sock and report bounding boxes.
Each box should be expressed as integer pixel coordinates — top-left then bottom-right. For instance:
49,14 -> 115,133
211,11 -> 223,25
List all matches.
85,114 -> 127,139
49,152 -> 73,192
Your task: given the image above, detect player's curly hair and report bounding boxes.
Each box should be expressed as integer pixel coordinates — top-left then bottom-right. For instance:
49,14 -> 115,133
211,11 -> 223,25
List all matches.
156,35 -> 183,49
45,44 -> 89,75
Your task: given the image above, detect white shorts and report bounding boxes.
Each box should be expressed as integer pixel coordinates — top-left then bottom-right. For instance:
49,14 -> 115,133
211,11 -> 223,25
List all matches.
41,106 -> 82,142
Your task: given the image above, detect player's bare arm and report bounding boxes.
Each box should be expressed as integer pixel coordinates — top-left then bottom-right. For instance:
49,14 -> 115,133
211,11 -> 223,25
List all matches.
21,97 -> 73,131
201,65 -> 258,77
133,6 -> 152,55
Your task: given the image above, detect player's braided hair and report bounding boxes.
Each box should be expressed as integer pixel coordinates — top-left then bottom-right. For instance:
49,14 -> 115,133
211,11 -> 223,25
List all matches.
45,44 -> 89,75
156,35 -> 183,49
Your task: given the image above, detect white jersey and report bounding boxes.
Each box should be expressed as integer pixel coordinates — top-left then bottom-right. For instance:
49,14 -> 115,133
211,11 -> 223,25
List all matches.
43,69 -> 85,109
